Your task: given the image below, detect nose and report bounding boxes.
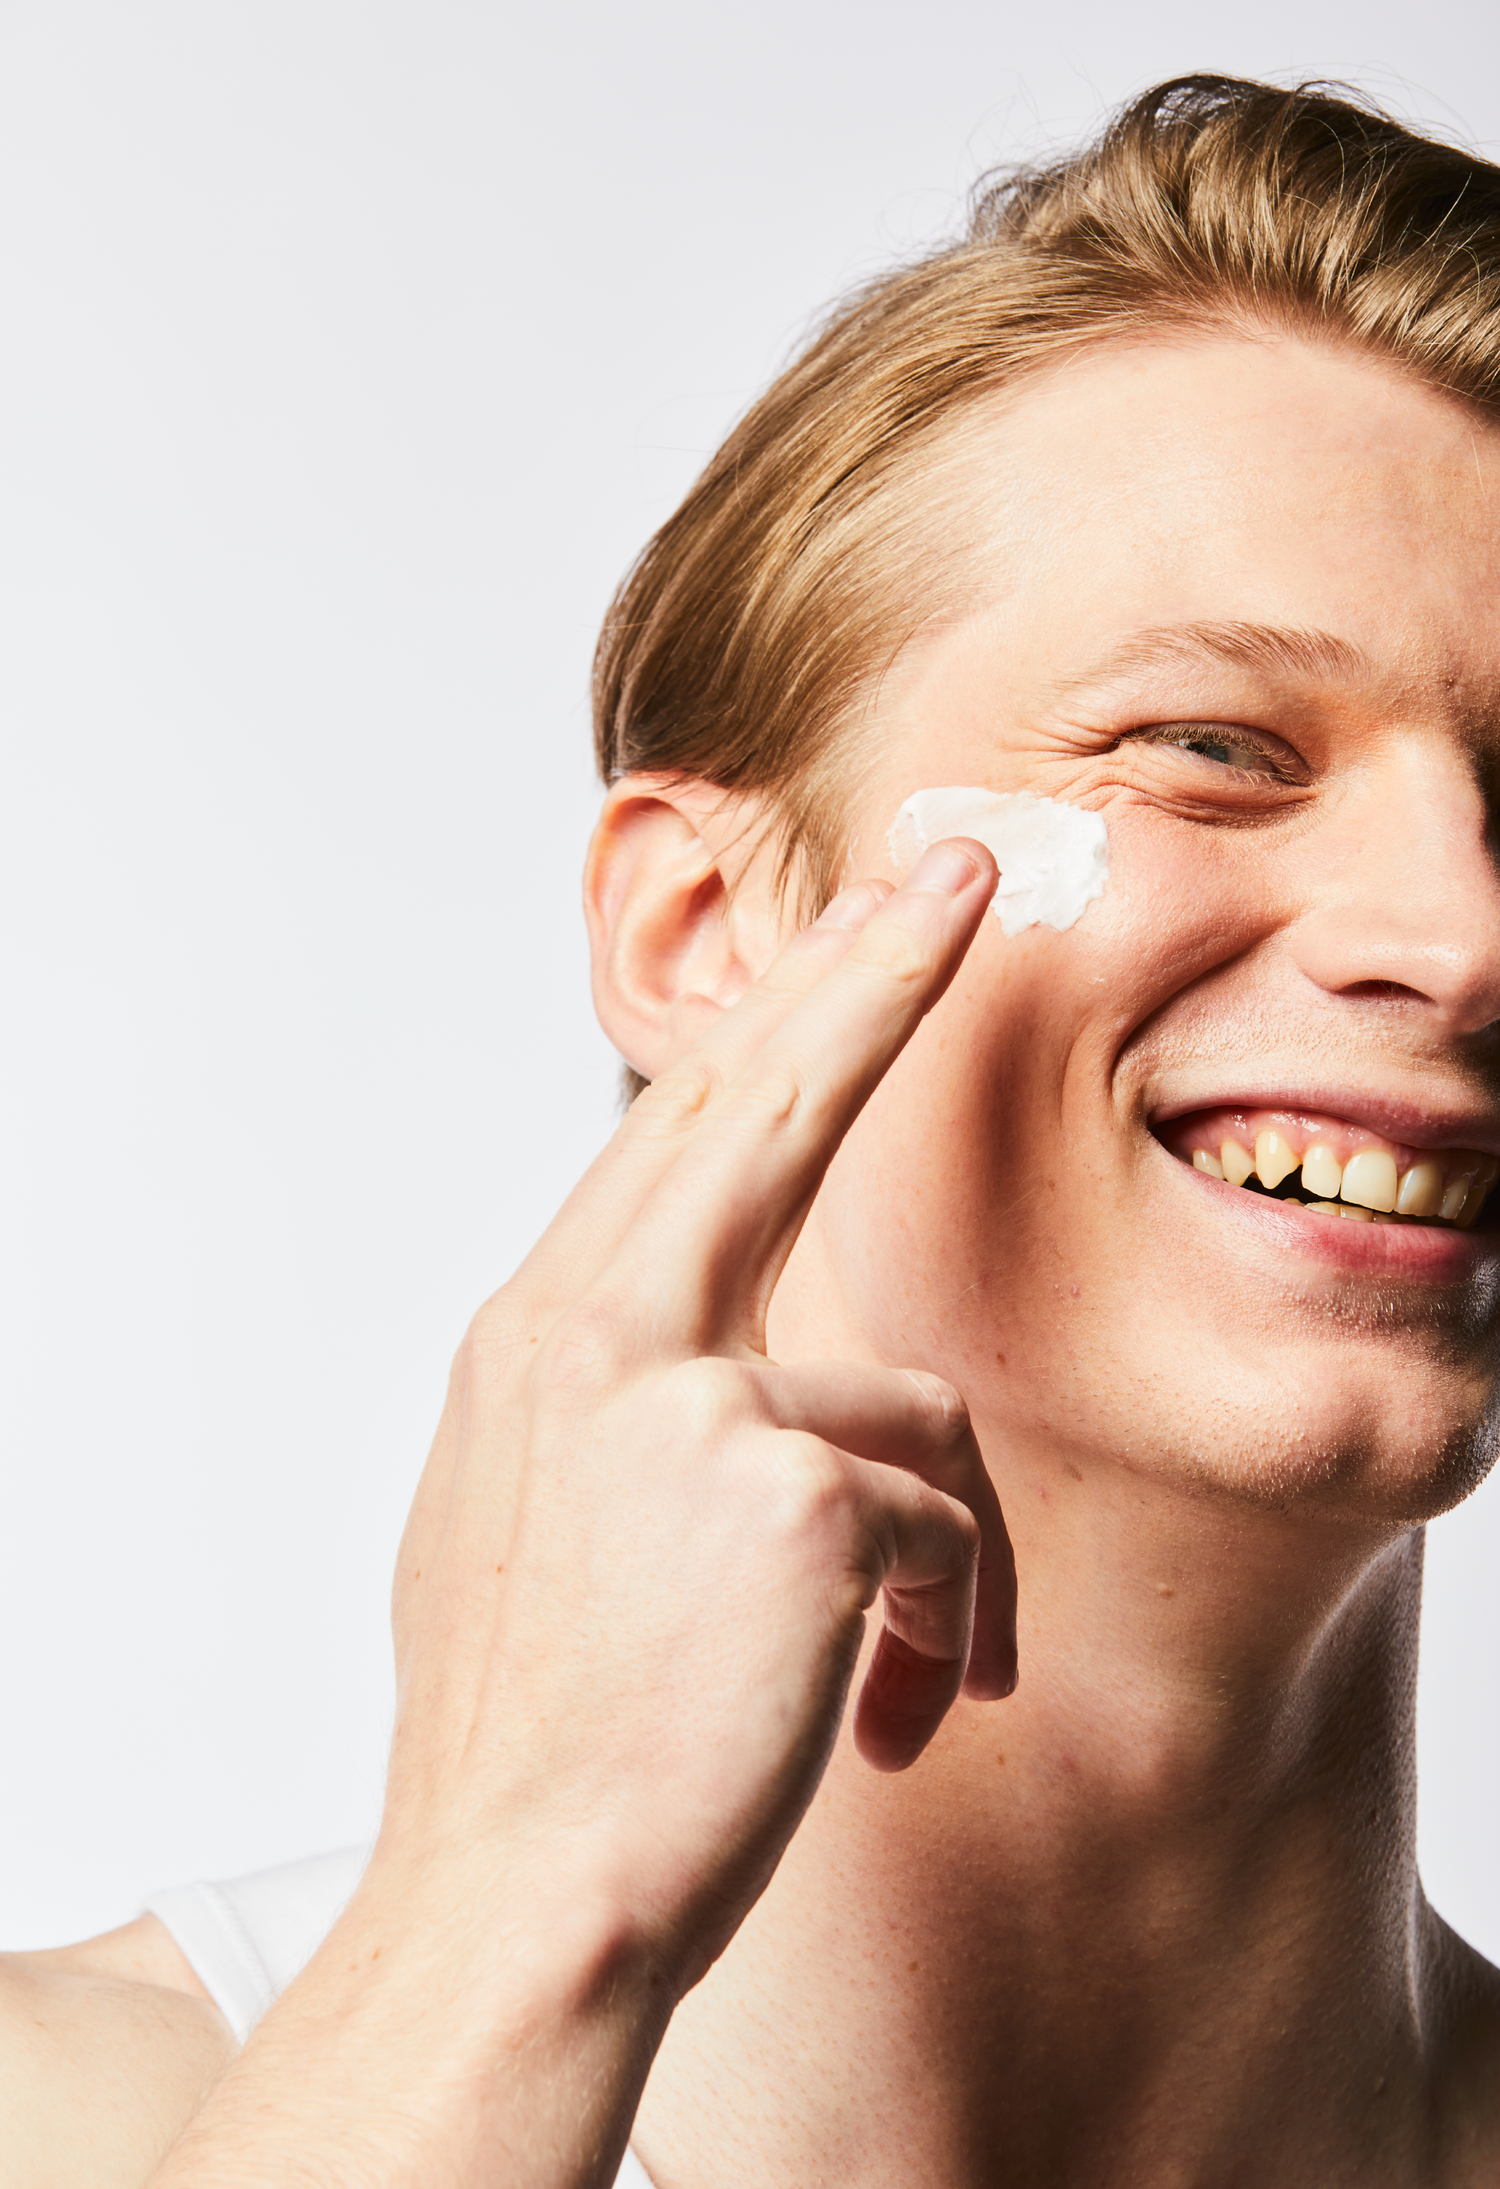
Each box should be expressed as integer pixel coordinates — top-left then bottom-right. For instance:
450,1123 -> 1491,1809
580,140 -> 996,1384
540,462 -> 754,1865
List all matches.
1287,742 -> 1500,1036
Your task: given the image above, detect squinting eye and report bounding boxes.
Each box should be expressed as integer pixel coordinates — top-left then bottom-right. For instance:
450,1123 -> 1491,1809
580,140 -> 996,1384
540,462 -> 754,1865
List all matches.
1149,726 -> 1276,773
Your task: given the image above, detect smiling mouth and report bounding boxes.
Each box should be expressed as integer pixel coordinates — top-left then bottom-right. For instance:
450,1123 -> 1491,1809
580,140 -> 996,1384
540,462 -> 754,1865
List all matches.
1163,1110 -> 1499,1232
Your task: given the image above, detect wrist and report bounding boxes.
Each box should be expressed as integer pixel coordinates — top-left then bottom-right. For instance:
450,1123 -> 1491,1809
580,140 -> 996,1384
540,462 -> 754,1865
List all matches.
347,1830 -> 675,2041
151,1843 -> 671,2189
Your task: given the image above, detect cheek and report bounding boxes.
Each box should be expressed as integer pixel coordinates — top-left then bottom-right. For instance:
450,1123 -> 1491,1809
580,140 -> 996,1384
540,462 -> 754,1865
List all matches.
1078,800 -> 1290,1012
809,938 -> 1099,1362
807,808 -> 1287,1344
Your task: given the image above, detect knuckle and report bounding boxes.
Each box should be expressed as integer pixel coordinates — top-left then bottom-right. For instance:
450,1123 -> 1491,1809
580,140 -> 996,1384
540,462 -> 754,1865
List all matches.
670,1354 -> 769,1438
449,1289 -> 532,1395
629,1059 -> 723,1134
901,1369 -> 972,1450
717,1067 -> 807,1134
643,1058 -> 814,1144
464,1286 -> 529,1361
849,919 -> 934,991
532,1291 -> 635,1401
770,1432 -> 858,1538
459,1276 -> 581,1385
951,1501 -> 983,1561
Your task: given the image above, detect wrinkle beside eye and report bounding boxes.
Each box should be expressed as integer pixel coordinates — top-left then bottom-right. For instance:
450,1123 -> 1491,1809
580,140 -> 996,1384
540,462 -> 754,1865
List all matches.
1132,723 -> 1301,781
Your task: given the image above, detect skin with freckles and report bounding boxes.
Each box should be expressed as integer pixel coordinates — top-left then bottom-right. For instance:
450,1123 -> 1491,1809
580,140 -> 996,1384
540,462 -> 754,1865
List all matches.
589,336 -> 1500,2185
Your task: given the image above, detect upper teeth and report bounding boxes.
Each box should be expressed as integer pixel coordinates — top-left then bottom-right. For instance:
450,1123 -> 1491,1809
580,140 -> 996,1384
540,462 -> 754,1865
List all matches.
1188,1133 -> 1498,1228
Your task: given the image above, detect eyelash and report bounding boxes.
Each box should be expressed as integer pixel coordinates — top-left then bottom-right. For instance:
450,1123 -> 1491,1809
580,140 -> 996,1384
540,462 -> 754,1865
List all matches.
1132,723 -> 1299,781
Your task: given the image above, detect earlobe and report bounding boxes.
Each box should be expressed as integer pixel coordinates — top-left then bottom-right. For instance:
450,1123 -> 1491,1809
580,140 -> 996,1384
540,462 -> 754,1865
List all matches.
583,779 -> 772,1080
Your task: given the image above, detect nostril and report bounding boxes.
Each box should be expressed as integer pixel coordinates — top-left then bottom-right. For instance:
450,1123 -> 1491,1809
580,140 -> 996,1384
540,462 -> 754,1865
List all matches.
1339,980 -> 1428,1003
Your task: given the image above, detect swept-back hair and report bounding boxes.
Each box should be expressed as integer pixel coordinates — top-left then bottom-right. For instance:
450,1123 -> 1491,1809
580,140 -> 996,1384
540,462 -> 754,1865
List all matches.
593,76 -> 1500,1088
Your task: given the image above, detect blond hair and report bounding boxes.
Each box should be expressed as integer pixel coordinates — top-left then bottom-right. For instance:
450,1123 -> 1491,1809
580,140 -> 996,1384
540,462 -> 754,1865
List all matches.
593,75 -> 1500,1091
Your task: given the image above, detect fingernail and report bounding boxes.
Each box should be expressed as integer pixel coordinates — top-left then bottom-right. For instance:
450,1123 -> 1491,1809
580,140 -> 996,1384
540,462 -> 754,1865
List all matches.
908,840 -> 978,895
813,881 -> 885,930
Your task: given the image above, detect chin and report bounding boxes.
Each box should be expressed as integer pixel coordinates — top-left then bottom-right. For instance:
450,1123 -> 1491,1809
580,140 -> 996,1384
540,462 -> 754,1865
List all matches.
1059,1342 -> 1500,1528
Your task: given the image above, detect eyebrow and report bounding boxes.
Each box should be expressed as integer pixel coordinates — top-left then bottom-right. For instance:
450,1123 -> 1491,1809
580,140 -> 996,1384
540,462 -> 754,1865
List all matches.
1054,620 -> 1372,700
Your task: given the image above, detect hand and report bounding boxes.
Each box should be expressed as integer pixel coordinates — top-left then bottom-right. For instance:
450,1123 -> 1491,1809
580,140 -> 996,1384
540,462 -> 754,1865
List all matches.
148,836 -> 1016,2189
383,834 -> 1016,1989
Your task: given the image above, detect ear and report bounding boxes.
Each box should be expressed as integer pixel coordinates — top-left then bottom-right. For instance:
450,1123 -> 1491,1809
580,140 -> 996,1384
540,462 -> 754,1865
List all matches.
583,777 -> 783,1082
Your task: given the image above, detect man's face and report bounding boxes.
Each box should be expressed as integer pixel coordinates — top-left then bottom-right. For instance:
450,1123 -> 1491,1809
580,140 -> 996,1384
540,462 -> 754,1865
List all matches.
776,334 -> 1500,1525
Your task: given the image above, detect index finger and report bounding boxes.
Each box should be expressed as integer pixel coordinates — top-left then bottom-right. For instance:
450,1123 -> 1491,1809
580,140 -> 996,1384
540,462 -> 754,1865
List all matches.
506,879 -> 894,1320
596,837 -> 997,1351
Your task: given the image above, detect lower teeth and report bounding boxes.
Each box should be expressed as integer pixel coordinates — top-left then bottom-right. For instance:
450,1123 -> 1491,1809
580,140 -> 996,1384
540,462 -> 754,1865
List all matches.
1226,1173 -> 1470,1229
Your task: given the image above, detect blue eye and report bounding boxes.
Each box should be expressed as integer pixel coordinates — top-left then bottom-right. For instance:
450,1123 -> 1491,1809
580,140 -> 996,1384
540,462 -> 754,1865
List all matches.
1153,727 -> 1274,772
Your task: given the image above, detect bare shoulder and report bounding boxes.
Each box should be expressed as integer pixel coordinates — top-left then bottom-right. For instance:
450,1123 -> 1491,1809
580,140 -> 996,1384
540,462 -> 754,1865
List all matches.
0,1915 -> 235,2187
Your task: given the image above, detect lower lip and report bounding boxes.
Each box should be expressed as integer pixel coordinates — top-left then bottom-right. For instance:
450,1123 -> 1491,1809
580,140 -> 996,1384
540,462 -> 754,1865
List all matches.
1174,1160 -> 1495,1281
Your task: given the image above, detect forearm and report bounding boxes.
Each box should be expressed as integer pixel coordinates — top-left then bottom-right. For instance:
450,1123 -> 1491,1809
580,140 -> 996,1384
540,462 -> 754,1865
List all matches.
145,854 -> 1002,2186
147,1854 -> 667,2189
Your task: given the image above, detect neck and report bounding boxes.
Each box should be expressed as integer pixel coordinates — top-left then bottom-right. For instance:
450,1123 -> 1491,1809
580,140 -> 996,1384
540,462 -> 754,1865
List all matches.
634,1439 -> 1482,2188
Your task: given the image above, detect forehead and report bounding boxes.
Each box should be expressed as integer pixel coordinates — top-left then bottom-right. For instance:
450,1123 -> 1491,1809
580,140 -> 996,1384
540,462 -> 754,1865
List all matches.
932,333 -> 1500,720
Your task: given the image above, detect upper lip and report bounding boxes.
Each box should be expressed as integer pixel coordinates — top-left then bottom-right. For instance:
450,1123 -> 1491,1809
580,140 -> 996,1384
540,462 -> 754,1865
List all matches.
1146,1082 -> 1500,1156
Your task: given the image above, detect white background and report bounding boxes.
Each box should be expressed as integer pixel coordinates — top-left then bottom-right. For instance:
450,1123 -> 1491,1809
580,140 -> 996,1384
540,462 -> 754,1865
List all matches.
4,0 -> 1500,1953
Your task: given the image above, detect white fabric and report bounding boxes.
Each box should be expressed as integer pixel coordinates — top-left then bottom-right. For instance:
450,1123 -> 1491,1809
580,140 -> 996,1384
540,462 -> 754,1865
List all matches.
146,1847 -> 654,2188
146,1846 -> 370,2042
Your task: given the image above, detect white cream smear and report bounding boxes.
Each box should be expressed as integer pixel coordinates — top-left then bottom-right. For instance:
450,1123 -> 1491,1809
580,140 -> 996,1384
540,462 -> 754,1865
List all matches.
887,787 -> 1109,935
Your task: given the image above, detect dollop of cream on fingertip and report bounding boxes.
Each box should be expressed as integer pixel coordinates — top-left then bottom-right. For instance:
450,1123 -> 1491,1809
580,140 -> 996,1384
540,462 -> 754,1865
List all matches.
887,787 -> 1109,935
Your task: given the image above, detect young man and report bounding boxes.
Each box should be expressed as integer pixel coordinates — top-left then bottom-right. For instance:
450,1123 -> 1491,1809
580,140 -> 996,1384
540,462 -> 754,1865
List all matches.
9,75 -> 1500,2186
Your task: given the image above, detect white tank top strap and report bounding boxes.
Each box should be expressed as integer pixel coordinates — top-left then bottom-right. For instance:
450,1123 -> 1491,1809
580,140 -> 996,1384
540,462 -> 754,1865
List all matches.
144,1847 -> 655,2188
